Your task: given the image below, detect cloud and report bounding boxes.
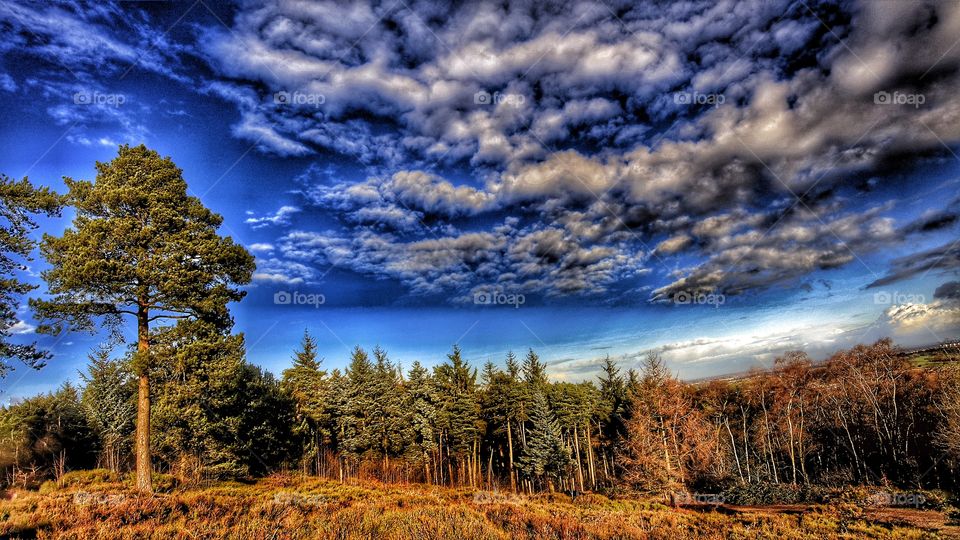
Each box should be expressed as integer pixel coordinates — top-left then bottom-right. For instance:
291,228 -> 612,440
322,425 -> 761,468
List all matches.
866,240 -> 960,289
245,206 -> 301,229
251,257 -> 316,286
9,0 -> 960,305
248,243 -> 276,253
873,300 -> 960,343
9,320 -> 36,335
934,281 -> 960,301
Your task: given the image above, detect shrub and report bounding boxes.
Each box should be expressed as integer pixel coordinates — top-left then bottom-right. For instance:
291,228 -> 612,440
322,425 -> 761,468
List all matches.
60,469 -> 119,487
152,473 -> 179,493
38,480 -> 57,494
121,472 -> 179,493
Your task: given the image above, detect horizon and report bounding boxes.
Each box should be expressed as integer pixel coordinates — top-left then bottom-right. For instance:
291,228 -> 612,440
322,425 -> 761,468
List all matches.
1,0 -> 959,400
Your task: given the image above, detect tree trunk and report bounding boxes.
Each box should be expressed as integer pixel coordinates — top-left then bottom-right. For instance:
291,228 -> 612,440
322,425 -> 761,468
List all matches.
573,425 -> 584,491
135,304 -> 152,493
725,418 -> 744,482
507,421 -> 516,491
585,425 -> 596,489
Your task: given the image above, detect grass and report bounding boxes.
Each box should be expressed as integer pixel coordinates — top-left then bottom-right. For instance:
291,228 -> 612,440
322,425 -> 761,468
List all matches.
0,474 -> 952,539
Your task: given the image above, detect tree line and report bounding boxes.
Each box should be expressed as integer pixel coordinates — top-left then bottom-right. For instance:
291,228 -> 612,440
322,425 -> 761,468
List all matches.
2,331 -> 959,495
0,145 -> 957,496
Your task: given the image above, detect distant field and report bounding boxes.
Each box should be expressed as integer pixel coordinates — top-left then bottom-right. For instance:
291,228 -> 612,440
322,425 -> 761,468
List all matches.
0,475 -> 956,539
903,349 -> 960,368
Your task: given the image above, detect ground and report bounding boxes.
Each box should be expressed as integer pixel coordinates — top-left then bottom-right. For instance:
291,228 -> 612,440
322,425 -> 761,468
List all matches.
0,475 -> 956,539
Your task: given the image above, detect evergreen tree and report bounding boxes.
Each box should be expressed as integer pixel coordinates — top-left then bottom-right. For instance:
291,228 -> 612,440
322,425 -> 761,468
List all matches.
0,175 -> 62,375
522,348 -> 548,389
0,383 -> 97,483
151,321 -> 294,480
517,391 -> 570,492
370,346 -> 406,472
596,355 -> 627,483
433,345 -> 481,485
281,330 -> 328,474
32,145 -> 254,492
340,346 -> 376,461
79,344 -> 136,472
404,361 -> 438,481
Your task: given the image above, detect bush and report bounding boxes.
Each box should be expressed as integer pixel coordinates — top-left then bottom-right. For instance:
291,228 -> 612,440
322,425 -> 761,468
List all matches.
121,472 -> 179,493
720,482 -> 823,505
38,480 -> 57,494
152,473 -> 179,493
60,469 -> 119,487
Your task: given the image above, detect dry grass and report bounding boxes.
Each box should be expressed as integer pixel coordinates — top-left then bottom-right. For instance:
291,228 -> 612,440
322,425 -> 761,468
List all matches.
0,474 -> 948,539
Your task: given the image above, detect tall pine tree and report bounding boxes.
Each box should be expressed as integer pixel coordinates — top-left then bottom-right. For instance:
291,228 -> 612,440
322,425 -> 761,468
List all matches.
32,145 -> 254,492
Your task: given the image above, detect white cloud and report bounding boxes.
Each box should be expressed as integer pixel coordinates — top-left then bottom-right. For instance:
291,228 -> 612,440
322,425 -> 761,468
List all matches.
245,206 -> 301,229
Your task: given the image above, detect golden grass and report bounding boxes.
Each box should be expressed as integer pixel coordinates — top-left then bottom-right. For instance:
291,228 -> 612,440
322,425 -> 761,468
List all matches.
0,475 -> 945,539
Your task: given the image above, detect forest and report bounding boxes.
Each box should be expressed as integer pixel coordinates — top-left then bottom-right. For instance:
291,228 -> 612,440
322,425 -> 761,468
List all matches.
0,145 -> 958,505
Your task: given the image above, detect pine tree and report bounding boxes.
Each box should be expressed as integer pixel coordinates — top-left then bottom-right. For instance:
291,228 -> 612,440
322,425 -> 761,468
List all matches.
404,361 -> 438,482
32,145 -> 254,492
151,320 -> 295,480
0,383 -> 97,482
522,348 -> 548,389
370,346 -> 405,474
517,391 -> 570,492
79,344 -> 136,472
596,355 -> 627,484
281,330 -> 328,475
340,346 -> 376,463
0,175 -> 62,375
433,345 -> 481,486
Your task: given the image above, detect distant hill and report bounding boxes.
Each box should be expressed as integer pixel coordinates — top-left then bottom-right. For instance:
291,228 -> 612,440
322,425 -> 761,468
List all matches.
688,340 -> 960,384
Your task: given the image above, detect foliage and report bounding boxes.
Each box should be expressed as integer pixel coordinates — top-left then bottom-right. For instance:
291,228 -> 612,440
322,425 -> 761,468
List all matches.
0,384 -> 97,486
151,320 -> 296,480
31,144 -> 254,492
0,174 -> 62,375
79,345 -> 135,472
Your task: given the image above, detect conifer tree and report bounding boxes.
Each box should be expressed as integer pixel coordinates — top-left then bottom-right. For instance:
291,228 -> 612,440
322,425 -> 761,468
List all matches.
32,145 -> 254,492
0,175 -> 62,375
433,345 -> 481,485
370,346 -> 405,473
405,361 -> 438,481
340,346 -> 376,462
522,348 -> 548,389
596,355 -> 628,483
281,330 -> 328,474
518,391 -> 570,492
151,320 -> 294,480
80,344 -> 136,472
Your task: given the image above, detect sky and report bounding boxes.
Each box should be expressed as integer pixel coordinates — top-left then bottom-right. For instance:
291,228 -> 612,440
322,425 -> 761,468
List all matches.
1,0 -> 959,399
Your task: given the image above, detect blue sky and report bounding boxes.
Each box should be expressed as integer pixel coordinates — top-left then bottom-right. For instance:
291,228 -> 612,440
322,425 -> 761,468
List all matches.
1,0 -> 959,399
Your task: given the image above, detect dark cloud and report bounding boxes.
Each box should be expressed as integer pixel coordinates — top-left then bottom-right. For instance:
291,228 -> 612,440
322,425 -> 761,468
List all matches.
934,281 -> 960,301
5,0 -> 960,304
866,241 -> 960,289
